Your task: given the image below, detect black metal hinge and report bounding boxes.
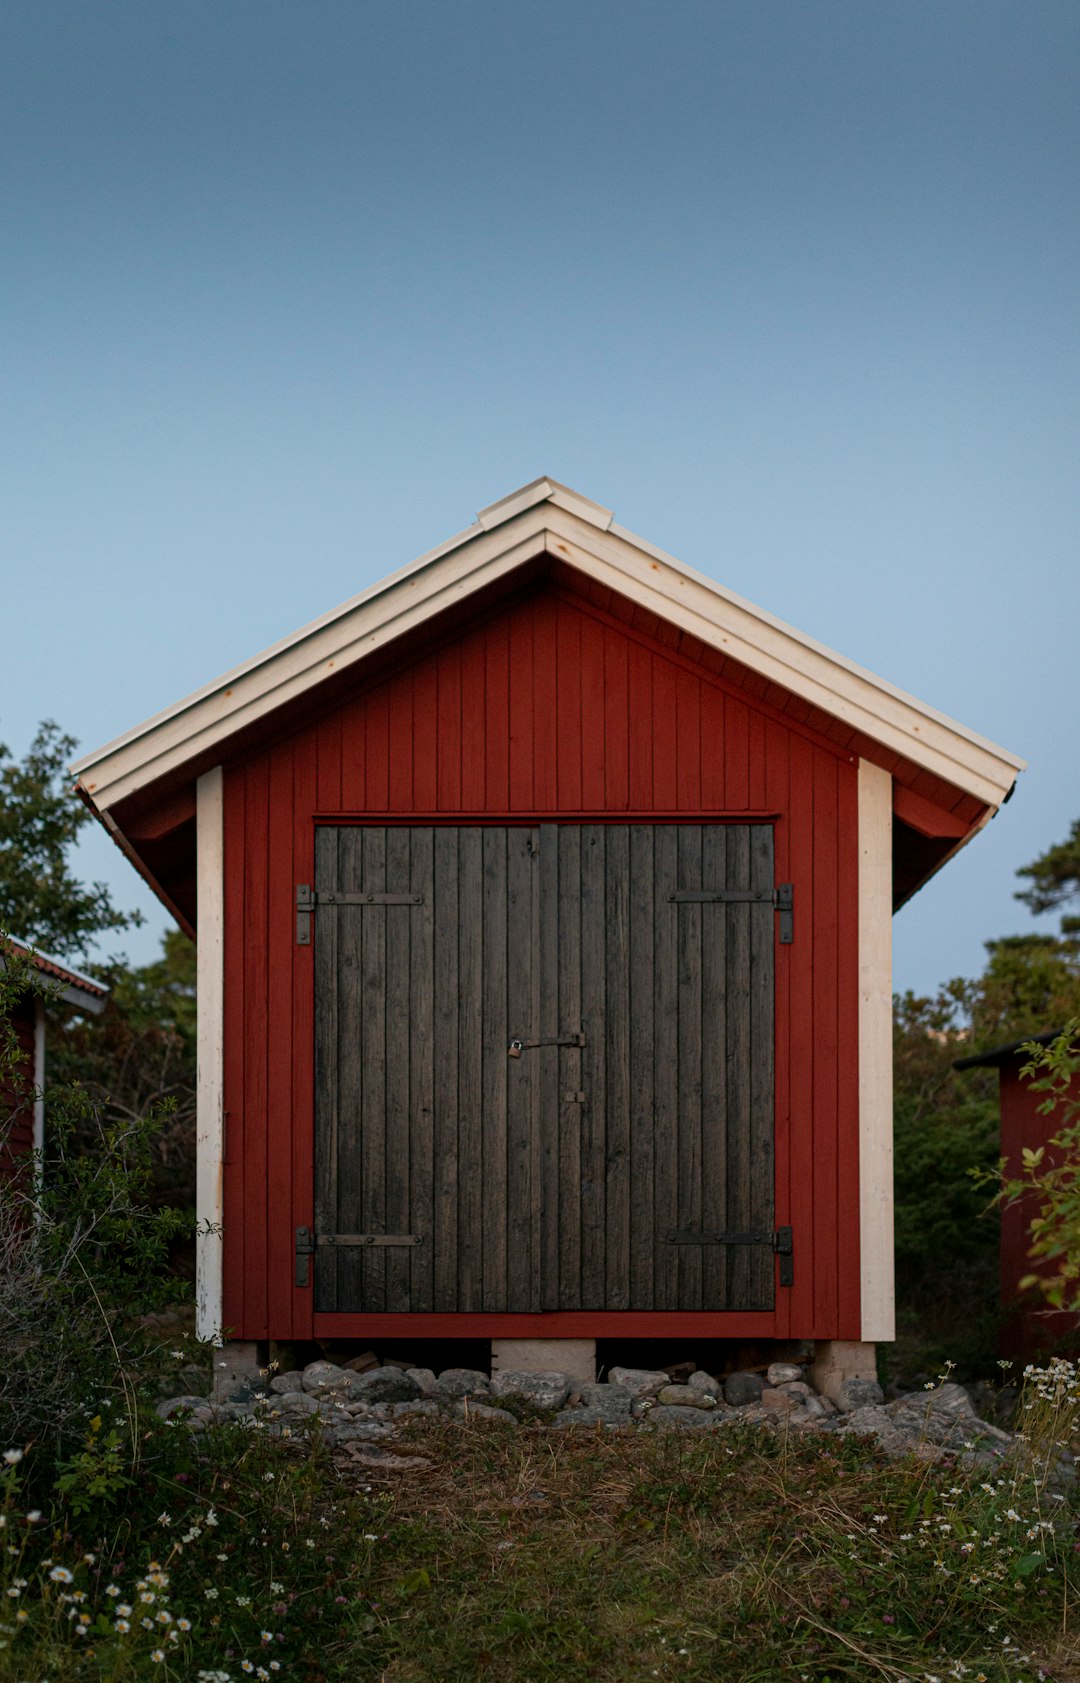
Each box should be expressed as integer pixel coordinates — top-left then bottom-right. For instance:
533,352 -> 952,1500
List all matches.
670,884 -> 793,944
667,1225 -> 794,1286
296,884 -> 424,944
295,1226 -> 424,1286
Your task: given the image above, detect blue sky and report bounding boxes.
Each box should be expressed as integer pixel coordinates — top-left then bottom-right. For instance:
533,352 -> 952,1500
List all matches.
3,1 -> 1077,996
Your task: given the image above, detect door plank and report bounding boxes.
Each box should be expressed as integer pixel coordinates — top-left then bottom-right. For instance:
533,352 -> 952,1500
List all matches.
432,828 -> 460,1310
359,827 -> 387,1310
749,824 -> 776,1307
538,826 -> 561,1311
700,824 -> 729,1308
579,824 -> 607,1308
505,827 -> 535,1310
676,825 -> 704,1309
408,827 -> 435,1311
557,825 -> 583,1311
457,828 -> 484,1311
383,827 -> 412,1312
651,825 -> 679,1311
628,824 -> 656,1309
481,828 -> 509,1310
604,824 -> 631,1309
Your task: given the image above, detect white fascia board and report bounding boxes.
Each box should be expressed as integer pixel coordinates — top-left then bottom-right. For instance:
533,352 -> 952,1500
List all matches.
73,480 -> 1024,817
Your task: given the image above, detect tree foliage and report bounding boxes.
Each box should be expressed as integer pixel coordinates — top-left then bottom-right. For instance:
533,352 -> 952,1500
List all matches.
0,720 -> 142,958
1015,816 -> 1080,926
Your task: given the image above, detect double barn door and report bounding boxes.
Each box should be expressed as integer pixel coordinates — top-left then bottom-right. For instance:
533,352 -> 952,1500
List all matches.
312,823 -> 777,1315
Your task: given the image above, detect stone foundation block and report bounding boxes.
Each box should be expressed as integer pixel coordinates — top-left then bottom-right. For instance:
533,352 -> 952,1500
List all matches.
808,1340 -> 878,1407
212,1339 -> 268,1401
491,1338 -> 596,1386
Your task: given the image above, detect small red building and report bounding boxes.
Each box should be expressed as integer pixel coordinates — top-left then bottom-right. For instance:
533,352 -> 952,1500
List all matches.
73,478 -> 1024,1381
956,1032 -> 1080,1358
1,938 -> 108,1178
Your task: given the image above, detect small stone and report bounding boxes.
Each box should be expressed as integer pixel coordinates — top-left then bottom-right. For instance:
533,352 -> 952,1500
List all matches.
405,1367 -> 439,1396
656,1385 -> 716,1409
760,1388 -> 799,1414
607,1366 -> 669,1398
345,1366 -> 422,1405
766,1362 -> 803,1387
273,1391 -> 319,1415
452,1400 -> 517,1424
490,1371 -> 572,1410
302,1361 -> 350,1394
724,1371 -> 764,1407
687,1370 -> 723,1400
777,1380 -> 812,1399
837,1405 -> 908,1453
647,1405 -> 724,1429
388,1399 -> 443,1418
579,1383 -> 633,1418
436,1367 -> 491,1399
837,1376 -> 884,1413
269,1371 -> 305,1394
796,1394 -> 830,1420
664,1360 -> 697,1383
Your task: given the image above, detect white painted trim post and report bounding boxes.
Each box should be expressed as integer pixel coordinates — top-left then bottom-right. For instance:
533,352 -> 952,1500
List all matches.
196,767 -> 225,1344
858,760 -> 895,1341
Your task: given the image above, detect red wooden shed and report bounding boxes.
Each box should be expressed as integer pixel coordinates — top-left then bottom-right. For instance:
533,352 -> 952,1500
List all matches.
73,478 -> 1024,1382
1,938 -> 107,1180
956,1032 -> 1080,1359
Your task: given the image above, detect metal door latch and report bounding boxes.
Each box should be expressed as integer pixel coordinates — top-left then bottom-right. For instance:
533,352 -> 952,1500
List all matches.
508,1032 -> 586,1058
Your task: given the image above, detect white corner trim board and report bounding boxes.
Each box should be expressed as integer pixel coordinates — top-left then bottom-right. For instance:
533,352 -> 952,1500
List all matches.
196,767 -> 225,1345
858,760 -> 895,1343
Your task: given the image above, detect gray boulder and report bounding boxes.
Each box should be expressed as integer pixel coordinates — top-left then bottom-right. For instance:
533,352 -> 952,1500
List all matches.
452,1400 -> 518,1424
724,1370 -> 764,1407
490,1370 -> 572,1410
766,1362 -> 803,1387
687,1370 -> 723,1400
156,1395 -> 206,1420
551,1405 -> 629,1429
656,1384 -> 716,1409
607,1366 -> 669,1399
647,1405 -> 726,1429
405,1367 -> 439,1396
579,1383 -> 633,1419
346,1366 -> 422,1405
301,1361 -> 350,1395
436,1367 -> 492,1399
837,1376 -> 884,1412
269,1371 -> 305,1394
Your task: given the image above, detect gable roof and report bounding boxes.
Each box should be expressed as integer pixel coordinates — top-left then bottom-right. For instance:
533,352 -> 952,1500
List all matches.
73,475 -> 1024,818
1,938 -> 108,1013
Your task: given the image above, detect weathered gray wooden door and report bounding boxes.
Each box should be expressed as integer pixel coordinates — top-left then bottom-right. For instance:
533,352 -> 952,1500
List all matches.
312,823 -> 775,1314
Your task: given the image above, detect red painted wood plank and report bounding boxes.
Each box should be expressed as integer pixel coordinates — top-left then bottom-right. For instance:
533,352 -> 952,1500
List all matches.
811,748 -> 840,1338
748,706 -> 766,809
763,720 -> 792,1338
726,697 -> 750,808
338,696 -> 364,811
388,672 -> 414,811
412,659 -> 439,811
835,762 -> 861,1339
316,708 -> 342,812
603,624 -> 630,810
265,743 -> 295,1335
483,615 -> 510,809
365,683 -> 391,811
675,669 -> 700,810
699,684 -> 725,808
507,610 -> 534,810
892,784 -> 968,840
578,612 -> 606,806
532,594 -> 558,810
626,640 -> 653,809
650,654 -> 678,808
242,757 -> 270,1338
290,737 -> 317,1340
312,1311 -> 779,1338
459,631 -> 487,809
555,598 -> 582,809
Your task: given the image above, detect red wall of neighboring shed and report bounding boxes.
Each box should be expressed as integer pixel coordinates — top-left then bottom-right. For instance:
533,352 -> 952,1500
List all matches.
221,582 -> 862,1345
999,1062 -> 1080,1358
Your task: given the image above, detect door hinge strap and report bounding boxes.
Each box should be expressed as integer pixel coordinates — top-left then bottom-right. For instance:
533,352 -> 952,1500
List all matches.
296,885 -> 424,944
317,1233 -> 423,1247
508,1032 -> 585,1057
669,883 -> 793,944
666,1225 -> 793,1286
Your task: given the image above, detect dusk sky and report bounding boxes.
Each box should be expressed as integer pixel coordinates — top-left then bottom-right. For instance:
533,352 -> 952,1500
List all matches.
3,1 -> 1077,998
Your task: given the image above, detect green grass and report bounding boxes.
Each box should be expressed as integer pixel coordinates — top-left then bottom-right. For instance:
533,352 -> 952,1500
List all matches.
2,1398 -> 1077,1683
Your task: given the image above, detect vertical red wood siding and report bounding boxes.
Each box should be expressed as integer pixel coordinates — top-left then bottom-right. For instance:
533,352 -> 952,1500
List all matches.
222,583 -> 862,1343
999,1061 -> 1080,1358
